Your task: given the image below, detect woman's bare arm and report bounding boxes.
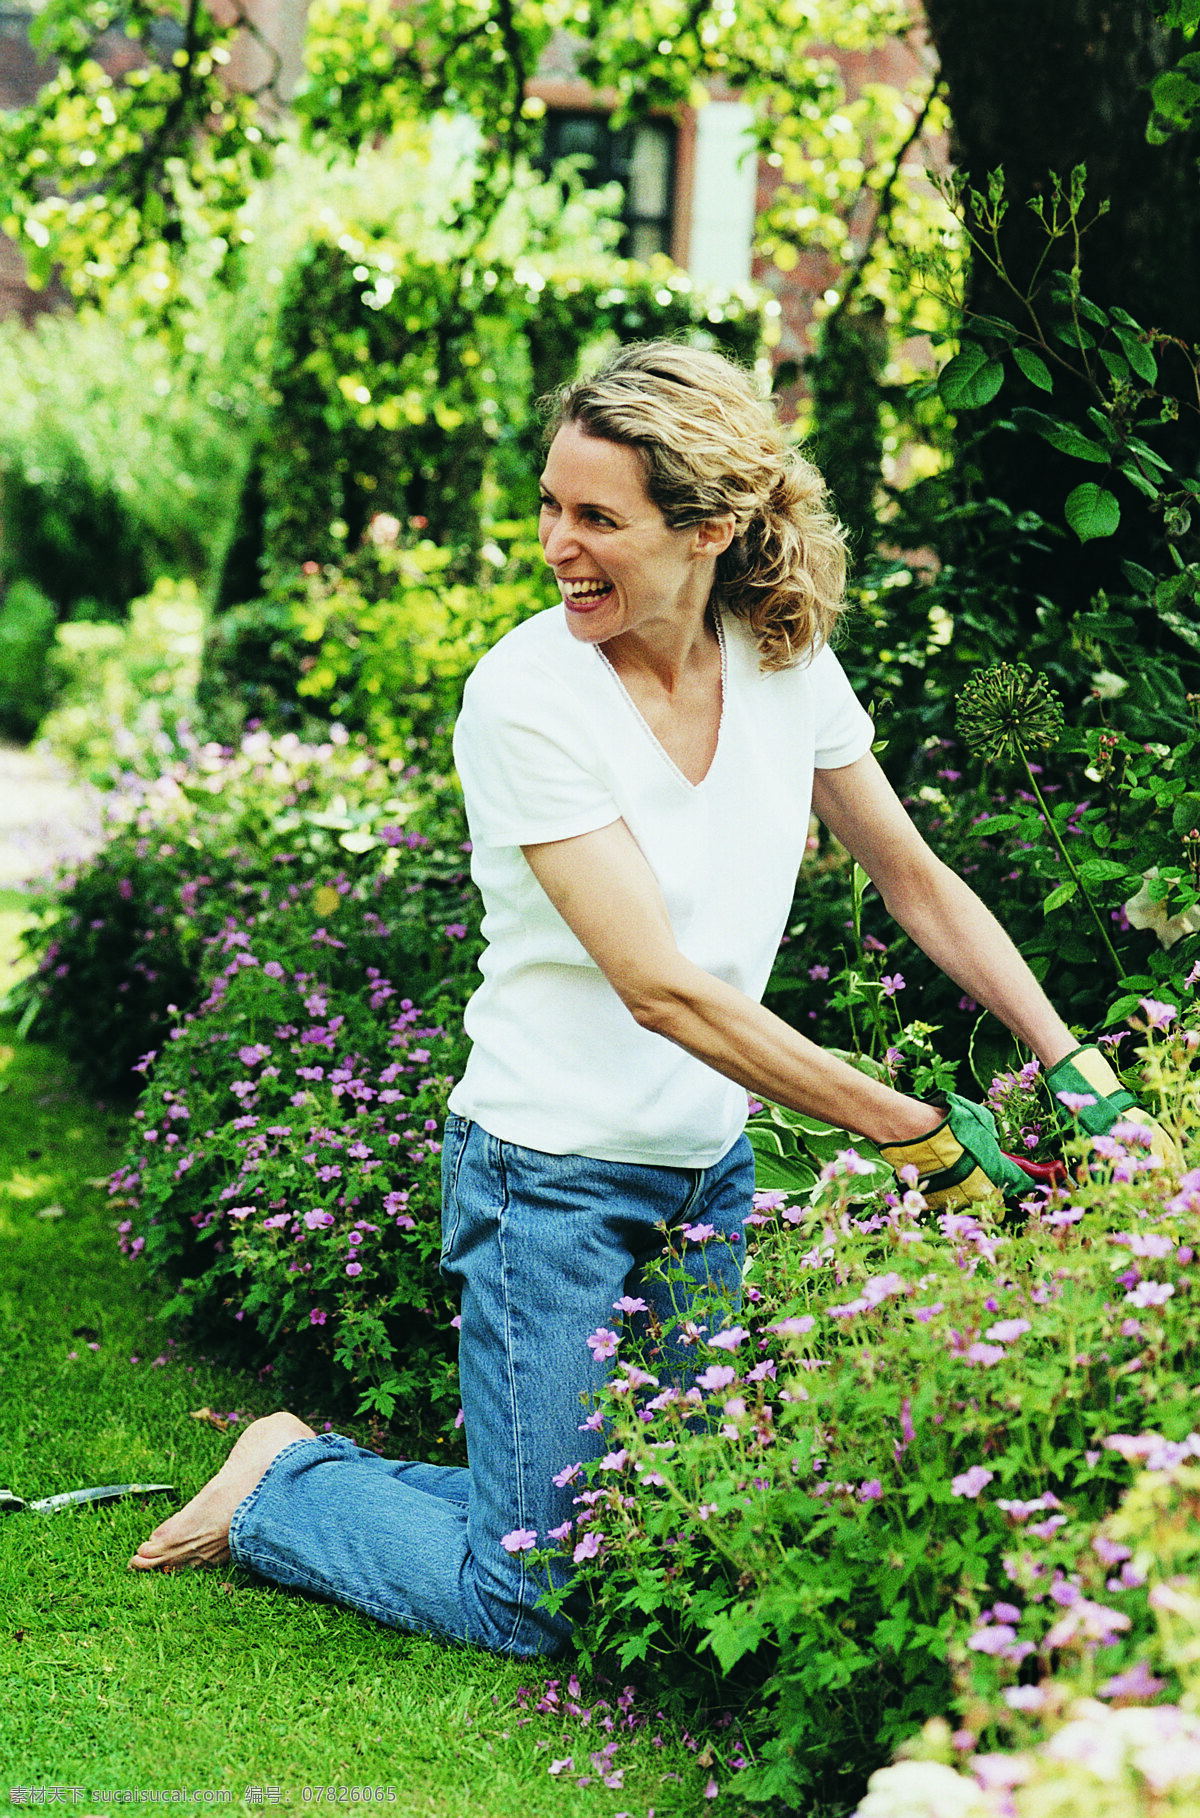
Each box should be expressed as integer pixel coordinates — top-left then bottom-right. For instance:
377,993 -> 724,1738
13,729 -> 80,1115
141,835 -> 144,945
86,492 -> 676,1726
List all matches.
521,818 -> 942,1144
810,753 -> 1076,1067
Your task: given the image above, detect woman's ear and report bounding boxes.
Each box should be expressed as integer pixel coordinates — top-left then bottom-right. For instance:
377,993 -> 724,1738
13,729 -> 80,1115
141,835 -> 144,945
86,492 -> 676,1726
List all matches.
692,515 -> 736,559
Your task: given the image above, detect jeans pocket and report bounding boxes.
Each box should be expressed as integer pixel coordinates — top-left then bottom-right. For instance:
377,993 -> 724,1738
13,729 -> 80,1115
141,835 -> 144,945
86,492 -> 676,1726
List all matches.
439,1114 -> 471,1275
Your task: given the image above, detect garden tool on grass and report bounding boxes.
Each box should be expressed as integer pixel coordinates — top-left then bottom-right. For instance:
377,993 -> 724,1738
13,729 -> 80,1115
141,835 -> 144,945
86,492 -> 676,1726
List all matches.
879,1093 -> 1064,1210
0,1482 -> 175,1514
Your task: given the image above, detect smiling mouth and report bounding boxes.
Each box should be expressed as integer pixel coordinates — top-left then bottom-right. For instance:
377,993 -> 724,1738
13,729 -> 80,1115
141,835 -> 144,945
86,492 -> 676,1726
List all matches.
561,580 -> 614,608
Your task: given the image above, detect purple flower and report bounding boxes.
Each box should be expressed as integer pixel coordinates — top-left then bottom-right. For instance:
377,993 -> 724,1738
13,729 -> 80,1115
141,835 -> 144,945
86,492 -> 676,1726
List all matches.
951,1465 -> 994,1499
968,1623 -> 1017,1655
444,923 -> 468,940
708,1325 -> 750,1352
858,1479 -> 883,1502
345,1260 -> 363,1277
586,1327 -> 619,1362
881,973 -> 905,997
309,1308 -> 327,1326
612,1295 -> 648,1314
573,1532 -> 602,1564
500,1527 -> 538,1554
1125,1280 -> 1174,1308
696,1364 -> 737,1392
1138,996 -> 1177,1030
985,1318 -> 1031,1343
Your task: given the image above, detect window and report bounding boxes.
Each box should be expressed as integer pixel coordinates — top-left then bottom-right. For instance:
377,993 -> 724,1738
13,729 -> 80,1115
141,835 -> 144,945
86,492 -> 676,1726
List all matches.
537,111 -> 676,261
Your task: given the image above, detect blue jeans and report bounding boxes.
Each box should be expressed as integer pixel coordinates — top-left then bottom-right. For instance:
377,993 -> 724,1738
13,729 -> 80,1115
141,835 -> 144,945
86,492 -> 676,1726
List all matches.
228,1116 -> 753,1656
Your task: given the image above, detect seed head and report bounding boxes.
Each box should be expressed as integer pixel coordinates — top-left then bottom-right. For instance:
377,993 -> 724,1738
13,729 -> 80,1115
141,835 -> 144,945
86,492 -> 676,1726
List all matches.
956,662 -> 1065,765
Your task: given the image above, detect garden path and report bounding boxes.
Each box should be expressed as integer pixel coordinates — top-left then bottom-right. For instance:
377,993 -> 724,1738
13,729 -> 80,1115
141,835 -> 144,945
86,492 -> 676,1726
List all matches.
0,739 -> 103,889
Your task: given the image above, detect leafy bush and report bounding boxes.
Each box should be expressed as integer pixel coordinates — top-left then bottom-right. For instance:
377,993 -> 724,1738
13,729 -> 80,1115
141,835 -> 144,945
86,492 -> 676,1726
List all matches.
14,726 -> 475,1098
38,577 -> 205,786
240,231 -> 769,588
0,306 -> 252,611
543,1016 -> 1200,1811
201,516 -> 553,756
766,683 -> 1200,1080
0,578 -> 57,740
111,885 -> 470,1444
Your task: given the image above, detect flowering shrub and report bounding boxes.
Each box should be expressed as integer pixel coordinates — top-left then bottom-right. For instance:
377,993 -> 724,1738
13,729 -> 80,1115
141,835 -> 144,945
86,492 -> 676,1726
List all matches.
534,1020 -> 1199,1812
15,723 -> 476,1097
854,1451 -> 1200,1816
111,878 -> 471,1444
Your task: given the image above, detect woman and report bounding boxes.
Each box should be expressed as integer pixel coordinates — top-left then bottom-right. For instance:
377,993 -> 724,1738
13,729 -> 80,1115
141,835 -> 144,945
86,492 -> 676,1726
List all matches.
130,340 -> 1162,1652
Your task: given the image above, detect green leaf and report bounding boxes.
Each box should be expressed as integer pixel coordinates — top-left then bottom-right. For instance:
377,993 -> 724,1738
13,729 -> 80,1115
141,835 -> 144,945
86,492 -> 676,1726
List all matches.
1078,858 -> 1129,884
1098,348 -> 1130,384
1119,463 -> 1162,501
972,813 -> 1023,833
1121,561 -> 1156,595
1113,329 -> 1158,386
1104,993 -> 1150,1027
938,345 -> 1005,409
1011,408 -> 1109,462
1042,880 -> 1078,915
1013,347 -> 1053,391
1065,483 -> 1121,543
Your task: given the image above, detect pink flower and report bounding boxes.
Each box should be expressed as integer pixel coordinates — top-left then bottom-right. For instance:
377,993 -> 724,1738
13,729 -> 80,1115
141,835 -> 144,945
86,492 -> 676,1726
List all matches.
968,1624 -> 1017,1655
951,1465 -> 994,1499
553,1462 -> 582,1487
768,1315 -> 816,1337
612,1294 -> 648,1314
1138,996 -> 1177,1030
881,973 -> 905,996
573,1532 -> 602,1563
696,1364 -> 737,1392
309,1308 -> 327,1326
500,1527 -> 538,1553
345,1260 -> 363,1277
548,1758 -> 573,1777
682,1221 -> 716,1241
1125,1280 -> 1174,1308
586,1327 -> 619,1361
965,1343 -> 1008,1367
859,1479 -> 884,1502
985,1318 -> 1031,1343
1056,1090 -> 1097,1113
708,1326 -> 750,1352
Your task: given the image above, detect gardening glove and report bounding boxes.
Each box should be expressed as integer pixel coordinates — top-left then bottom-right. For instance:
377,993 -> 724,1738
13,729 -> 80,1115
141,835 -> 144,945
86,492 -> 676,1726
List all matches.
1045,1045 -> 1180,1169
878,1093 -> 1036,1211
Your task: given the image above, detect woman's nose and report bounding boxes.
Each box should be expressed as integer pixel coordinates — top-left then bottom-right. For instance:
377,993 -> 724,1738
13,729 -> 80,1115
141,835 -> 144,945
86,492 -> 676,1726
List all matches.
541,512 -> 579,566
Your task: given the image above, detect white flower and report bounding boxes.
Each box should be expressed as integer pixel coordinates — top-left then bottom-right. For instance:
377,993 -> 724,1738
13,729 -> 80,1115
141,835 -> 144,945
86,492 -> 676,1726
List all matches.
854,1759 -> 993,1818
1122,868 -> 1200,949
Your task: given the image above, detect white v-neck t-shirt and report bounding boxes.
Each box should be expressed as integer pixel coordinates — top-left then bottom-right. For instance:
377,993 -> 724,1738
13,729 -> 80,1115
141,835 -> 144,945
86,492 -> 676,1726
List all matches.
448,603 -> 874,1167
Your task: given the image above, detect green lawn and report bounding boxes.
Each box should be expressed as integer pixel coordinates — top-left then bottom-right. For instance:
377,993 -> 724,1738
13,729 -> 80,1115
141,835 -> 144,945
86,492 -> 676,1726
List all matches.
0,1033 -> 720,1816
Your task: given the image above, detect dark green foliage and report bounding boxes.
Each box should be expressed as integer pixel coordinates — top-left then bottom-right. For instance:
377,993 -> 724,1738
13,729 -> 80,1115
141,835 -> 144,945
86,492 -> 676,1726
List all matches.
1,458 -> 150,617
232,236 -> 767,591
0,578 -> 58,740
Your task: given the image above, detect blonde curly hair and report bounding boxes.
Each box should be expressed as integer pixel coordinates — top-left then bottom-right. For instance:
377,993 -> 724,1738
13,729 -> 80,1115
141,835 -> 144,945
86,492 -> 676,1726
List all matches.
542,340 -> 848,671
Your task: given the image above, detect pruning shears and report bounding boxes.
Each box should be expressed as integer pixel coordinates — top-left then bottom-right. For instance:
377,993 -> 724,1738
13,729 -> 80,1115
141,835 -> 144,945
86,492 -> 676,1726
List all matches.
1004,1152 -> 1069,1191
0,1483 -> 176,1514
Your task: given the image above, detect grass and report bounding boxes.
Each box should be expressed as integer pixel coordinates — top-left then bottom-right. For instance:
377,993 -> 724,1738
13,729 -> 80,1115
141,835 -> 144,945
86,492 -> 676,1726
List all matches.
0,1031 -> 722,1816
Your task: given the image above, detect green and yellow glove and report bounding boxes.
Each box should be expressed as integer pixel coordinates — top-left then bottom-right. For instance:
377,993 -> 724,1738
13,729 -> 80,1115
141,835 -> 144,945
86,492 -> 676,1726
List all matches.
878,1094 -> 1036,1211
1044,1045 -> 1180,1168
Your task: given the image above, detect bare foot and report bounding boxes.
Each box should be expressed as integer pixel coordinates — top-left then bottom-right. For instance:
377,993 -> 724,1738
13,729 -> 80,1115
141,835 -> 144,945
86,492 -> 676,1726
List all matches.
128,1411 -> 316,1572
